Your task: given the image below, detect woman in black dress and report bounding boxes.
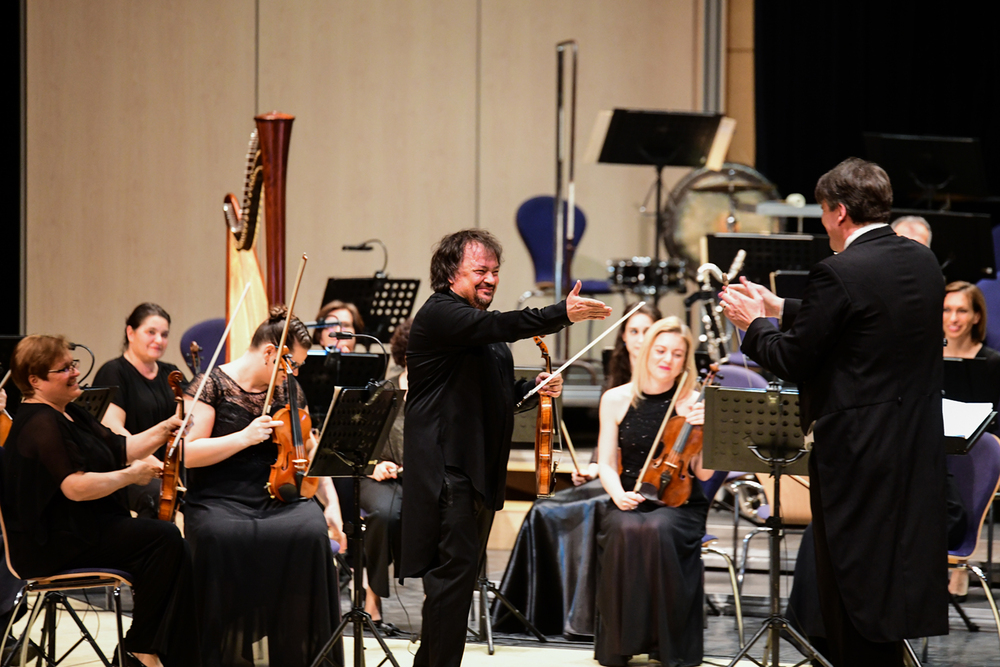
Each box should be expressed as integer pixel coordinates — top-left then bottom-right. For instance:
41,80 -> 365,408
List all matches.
1,335 -> 199,667
595,316 -> 711,667
183,307 -> 344,667
94,303 -> 183,518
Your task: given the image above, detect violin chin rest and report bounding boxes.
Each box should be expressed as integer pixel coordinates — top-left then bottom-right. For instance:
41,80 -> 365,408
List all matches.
278,483 -> 300,502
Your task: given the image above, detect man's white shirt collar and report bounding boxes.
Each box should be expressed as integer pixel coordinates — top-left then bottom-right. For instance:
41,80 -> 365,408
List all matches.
842,223 -> 888,251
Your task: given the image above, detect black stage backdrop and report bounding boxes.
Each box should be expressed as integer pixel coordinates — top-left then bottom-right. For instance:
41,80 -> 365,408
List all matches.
755,2 -> 1000,230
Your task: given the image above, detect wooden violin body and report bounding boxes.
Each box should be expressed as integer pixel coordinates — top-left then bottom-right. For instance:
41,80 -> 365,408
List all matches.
636,416 -> 703,507
158,371 -> 187,522
533,337 -> 557,497
266,345 -> 318,503
267,400 -> 319,502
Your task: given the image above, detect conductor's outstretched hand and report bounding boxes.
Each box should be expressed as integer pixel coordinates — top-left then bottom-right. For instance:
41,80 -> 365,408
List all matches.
566,281 -> 613,322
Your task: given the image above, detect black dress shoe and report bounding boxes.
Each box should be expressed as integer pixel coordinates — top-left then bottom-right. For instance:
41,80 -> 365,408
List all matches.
371,619 -> 403,637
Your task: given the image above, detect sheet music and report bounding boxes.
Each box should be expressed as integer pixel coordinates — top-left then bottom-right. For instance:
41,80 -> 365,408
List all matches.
942,397 -> 994,438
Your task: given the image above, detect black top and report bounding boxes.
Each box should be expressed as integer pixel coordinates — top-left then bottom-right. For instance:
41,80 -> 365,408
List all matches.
94,356 -> 182,456
379,371 -> 405,467
400,289 -> 570,578
1,402 -> 128,577
184,367 -> 307,506
617,388 -> 707,507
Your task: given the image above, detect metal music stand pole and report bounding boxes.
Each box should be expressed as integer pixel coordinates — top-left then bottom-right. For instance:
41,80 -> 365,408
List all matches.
469,554 -> 546,655
703,385 -> 832,667
310,384 -> 403,667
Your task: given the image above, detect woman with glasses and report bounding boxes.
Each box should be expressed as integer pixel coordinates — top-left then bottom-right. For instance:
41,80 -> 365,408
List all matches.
313,300 -> 364,352
94,303 -> 183,518
182,306 -> 344,667
1,335 -> 200,667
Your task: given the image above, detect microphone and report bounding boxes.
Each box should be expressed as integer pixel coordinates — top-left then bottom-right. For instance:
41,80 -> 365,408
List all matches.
342,244 -> 373,251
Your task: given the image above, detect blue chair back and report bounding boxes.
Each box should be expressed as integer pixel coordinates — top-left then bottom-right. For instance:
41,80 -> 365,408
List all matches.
946,433 -> 1000,558
515,196 -> 587,286
180,318 -> 226,375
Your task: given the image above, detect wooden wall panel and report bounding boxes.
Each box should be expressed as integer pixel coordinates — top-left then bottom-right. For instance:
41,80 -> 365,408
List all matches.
25,0 -> 705,372
26,0 -> 256,370
479,0 -> 700,361
256,0 -> 478,325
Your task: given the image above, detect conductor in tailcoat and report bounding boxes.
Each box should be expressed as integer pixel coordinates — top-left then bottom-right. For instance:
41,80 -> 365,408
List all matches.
720,158 -> 948,666
400,229 -> 611,667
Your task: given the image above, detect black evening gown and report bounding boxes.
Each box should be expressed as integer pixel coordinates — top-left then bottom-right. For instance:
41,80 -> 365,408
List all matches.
93,356 -> 183,517
594,389 -> 708,667
185,369 -> 342,667
1,403 -> 200,666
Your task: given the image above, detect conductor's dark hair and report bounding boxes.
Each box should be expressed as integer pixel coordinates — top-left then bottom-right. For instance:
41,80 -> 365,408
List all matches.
814,157 -> 893,224
250,305 -> 311,351
122,302 -> 171,352
429,229 -> 503,293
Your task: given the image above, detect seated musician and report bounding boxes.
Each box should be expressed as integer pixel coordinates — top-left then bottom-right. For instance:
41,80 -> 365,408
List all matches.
183,307 -> 344,667
314,300 -> 364,352
94,303 -> 184,518
574,303 -> 661,485
1,335 -> 199,667
942,280 -> 999,597
595,316 -> 712,667
358,318 -> 411,636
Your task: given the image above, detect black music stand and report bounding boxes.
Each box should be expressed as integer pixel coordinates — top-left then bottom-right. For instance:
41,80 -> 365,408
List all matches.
705,233 -> 833,287
308,382 -> 403,667
891,208 -> 996,283
297,351 -> 388,425
320,278 -> 420,343
73,387 -> 116,422
588,109 -> 722,263
703,385 -> 831,667
864,133 -> 988,208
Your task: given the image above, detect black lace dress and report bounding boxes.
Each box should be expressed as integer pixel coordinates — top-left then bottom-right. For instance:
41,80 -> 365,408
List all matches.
594,388 -> 708,667
184,368 -> 341,667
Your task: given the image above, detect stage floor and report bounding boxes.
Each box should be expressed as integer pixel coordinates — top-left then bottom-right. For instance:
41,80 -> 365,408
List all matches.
6,504 -> 999,666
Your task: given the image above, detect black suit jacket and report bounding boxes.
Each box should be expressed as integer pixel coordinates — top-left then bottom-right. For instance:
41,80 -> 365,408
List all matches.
742,226 -> 948,641
399,290 -> 570,578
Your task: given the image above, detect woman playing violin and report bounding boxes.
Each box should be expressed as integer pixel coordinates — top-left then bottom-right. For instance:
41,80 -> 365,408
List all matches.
1,335 -> 200,667
594,316 -> 713,667
94,303 -> 184,518
183,307 -> 345,667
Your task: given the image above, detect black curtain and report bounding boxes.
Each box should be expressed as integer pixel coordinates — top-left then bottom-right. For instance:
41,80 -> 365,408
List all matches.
755,1 -> 1000,228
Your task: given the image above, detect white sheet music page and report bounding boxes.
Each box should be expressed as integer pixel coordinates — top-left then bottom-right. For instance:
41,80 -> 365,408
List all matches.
942,398 -> 994,438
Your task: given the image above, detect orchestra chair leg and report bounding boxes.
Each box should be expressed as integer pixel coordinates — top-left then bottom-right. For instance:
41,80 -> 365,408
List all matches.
702,540 -> 744,648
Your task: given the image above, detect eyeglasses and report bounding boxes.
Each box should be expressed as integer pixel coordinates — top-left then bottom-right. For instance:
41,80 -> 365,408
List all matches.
48,359 -> 80,375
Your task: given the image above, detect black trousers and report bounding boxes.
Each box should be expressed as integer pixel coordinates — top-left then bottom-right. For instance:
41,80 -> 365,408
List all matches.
810,462 -> 903,667
359,477 -> 403,599
413,469 -> 495,667
64,514 -> 201,667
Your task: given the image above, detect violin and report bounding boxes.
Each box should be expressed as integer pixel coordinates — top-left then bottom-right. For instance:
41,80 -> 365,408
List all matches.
260,253 -> 318,503
189,341 -> 203,374
533,337 -> 557,497
266,346 -> 319,502
634,367 -> 717,507
158,371 -> 187,521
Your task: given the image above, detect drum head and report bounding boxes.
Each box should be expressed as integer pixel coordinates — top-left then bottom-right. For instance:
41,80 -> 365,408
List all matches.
663,163 -> 780,270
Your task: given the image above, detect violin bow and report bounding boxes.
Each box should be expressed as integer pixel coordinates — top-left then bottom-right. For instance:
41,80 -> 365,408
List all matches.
169,280 -> 253,456
516,301 -> 647,409
559,419 -> 582,474
632,370 -> 688,493
262,254 -> 308,415
0,369 -> 10,391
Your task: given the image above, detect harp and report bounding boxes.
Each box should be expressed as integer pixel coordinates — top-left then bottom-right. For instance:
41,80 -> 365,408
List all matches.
223,112 -> 295,359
